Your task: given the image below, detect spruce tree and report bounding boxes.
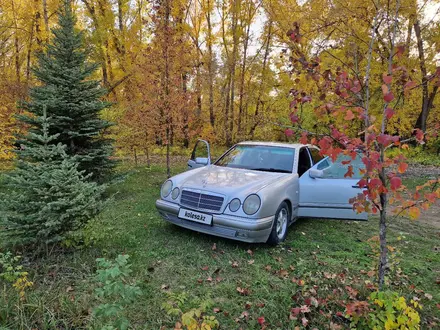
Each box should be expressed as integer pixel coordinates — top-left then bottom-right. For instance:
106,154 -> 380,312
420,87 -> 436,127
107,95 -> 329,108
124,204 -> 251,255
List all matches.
0,109 -> 105,248
18,0 -> 115,182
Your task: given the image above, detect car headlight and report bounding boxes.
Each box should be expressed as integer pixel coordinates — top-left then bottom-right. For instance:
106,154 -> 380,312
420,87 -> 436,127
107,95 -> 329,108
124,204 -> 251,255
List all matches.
243,194 -> 261,215
171,187 -> 180,199
229,198 -> 241,212
161,180 -> 173,198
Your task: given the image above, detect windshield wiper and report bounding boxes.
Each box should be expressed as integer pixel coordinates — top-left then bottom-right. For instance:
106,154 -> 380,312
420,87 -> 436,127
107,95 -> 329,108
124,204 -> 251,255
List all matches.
251,168 -> 291,173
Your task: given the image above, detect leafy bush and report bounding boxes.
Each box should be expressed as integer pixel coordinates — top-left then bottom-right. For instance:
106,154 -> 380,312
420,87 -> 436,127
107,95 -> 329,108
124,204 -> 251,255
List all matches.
162,291 -> 219,330
346,291 -> 421,329
0,252 -> 33,301
92,254 -> 142,330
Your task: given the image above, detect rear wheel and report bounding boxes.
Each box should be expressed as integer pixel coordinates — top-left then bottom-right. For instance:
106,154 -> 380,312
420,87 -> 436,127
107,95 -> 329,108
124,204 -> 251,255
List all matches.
267,202 -> 290,245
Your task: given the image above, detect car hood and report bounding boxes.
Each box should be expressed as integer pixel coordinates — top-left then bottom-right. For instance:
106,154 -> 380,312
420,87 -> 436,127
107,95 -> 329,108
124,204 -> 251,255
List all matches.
179,165 -> 287,196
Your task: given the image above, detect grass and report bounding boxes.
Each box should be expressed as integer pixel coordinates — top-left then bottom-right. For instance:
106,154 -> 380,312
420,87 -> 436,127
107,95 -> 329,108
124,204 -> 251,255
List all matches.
0,164 -> 439,329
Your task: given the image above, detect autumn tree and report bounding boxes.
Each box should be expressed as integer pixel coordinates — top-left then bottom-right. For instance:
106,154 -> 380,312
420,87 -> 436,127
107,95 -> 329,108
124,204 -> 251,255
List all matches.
284,1 -> 440,288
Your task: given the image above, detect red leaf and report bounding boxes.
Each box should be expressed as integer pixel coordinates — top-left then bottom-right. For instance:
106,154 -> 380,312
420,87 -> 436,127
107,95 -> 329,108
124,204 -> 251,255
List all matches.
384,92 -> 395,102
344,165 -> 354,178
404,80 -> 417,90
299,132 -> 308,144
285,128 -> 294,137
257,316 -> 265,325
344,110 -> 355,121
396,45 -> 405,57
381,84 -> 389,95
384,107 -> 394,119
390,176 -> 402,191
290,113 -> 299,123
382,73 -> 392,84
414,129 -> 424,142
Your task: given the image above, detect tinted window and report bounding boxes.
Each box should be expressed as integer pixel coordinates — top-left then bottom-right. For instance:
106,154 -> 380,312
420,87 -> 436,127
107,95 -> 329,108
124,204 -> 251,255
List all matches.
215,145 -> 295,173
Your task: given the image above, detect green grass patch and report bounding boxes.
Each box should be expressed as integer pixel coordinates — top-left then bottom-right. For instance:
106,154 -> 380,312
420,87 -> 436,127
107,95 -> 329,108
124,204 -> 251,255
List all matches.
0,165 -> 439,329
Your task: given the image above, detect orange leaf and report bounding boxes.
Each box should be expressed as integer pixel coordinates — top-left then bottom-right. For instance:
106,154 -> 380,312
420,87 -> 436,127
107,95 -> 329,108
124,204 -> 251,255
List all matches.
344,110 -> 355,121
408,207 -> 421,219
398,162 -> 408,174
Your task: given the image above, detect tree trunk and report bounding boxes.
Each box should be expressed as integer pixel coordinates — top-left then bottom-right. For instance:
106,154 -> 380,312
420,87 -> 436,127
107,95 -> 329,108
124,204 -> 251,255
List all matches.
206,0 -> 215,127
42,0 -> 49,39
237,12 -> 251,138
144,132 -> 151,168
163,0 -> 171,178
413,20 -> 434,132
249,20 -> 272,138
228,0 -> 240,145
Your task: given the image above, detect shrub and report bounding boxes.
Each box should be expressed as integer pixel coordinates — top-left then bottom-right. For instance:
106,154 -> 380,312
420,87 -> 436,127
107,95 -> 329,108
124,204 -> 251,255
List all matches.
346,291 -> 421,329
92,255 -> 142,330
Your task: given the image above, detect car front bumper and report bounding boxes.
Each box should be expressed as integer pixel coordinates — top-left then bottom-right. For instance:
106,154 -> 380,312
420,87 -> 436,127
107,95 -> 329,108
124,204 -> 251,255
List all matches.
155,199 -> 274,243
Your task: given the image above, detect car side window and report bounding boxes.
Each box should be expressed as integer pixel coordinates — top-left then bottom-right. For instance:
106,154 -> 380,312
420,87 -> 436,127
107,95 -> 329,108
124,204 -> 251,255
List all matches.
309,148 -> 323,165
298,147 -> 312,177
320,154 -> 364,179
317,158 -> 330,170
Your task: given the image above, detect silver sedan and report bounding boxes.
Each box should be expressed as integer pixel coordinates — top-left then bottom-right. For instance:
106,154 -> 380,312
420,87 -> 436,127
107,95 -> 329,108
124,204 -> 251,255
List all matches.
156,141 -> 366,245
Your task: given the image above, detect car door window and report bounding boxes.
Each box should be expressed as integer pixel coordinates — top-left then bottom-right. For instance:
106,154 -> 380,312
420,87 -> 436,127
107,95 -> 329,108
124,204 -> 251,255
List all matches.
319,154 -> 363,179
309,148 -> 323,165
298,147 -> 312,177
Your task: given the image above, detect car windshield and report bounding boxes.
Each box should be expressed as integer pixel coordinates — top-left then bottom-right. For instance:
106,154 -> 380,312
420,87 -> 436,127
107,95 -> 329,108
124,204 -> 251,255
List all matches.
214,145 -> 295,173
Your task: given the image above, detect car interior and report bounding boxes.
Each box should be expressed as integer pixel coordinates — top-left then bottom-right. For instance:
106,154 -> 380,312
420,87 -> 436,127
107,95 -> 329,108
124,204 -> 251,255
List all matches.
297,148 -> 312,177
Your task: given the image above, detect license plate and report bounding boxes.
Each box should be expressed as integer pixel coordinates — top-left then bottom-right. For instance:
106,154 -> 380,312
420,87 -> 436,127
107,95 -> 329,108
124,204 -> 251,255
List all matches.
178,208 -> 212,225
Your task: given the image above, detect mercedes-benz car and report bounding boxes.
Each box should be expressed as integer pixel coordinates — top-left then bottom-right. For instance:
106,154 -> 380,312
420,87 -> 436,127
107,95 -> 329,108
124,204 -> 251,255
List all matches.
155,140 -> 367,245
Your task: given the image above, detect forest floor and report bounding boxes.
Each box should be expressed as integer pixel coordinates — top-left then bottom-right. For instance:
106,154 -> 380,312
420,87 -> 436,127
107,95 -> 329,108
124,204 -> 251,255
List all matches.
0,159 -> 439,329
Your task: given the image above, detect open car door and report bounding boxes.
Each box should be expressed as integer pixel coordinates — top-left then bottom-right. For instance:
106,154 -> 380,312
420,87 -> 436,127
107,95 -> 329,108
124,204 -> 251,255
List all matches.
298,154 -> 367,220
187,139 -> 211,170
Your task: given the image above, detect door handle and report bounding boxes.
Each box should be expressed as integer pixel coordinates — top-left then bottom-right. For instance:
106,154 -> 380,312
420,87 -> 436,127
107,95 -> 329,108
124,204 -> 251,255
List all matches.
352,185 -> 360,188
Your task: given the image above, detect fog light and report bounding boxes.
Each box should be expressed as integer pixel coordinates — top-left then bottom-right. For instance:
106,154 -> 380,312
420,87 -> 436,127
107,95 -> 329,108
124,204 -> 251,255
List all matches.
171,187 -> 180,199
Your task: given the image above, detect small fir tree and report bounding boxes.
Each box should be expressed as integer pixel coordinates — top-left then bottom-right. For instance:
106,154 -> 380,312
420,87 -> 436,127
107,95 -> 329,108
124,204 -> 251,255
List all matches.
18,0 -> 115,182
0,109 -> 105,248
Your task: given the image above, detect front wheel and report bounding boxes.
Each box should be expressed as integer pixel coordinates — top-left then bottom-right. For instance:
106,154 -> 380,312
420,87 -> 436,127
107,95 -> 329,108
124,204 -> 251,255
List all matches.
267,202 -> 290,245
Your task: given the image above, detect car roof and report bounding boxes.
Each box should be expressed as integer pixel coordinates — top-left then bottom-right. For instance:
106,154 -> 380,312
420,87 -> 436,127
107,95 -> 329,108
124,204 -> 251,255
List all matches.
236,141 -> 309,149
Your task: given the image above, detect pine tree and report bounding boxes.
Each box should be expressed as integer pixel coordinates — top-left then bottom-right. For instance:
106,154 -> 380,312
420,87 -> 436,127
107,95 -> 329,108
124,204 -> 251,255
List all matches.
17,0 -> 115,182
0,109 -> 106,248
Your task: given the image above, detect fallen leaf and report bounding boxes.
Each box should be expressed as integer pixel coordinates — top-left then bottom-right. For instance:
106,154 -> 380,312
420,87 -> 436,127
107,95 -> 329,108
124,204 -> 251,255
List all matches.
213,307 -> 221,313
66,286 -> 74,293
232,261 -> 239,268
212,243 -> 217,251
161,284 -> 170,290
302,317 -> 309,326
257,316 -> 265,325
248,259 -> 255,265
201,266 -> 209,271
247,249 -> 254,256
240,311 -> 249,320
425,293 -> 433,300
236,287 -> 250,296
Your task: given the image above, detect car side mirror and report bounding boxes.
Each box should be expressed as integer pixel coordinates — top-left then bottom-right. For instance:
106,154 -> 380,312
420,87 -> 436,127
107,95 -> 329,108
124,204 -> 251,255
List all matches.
309,169 -> 323,179
195,157 -> 209,165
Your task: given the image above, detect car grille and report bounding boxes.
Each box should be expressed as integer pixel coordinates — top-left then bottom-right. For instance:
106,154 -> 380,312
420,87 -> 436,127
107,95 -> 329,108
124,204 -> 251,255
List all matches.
180,190 -> 224,212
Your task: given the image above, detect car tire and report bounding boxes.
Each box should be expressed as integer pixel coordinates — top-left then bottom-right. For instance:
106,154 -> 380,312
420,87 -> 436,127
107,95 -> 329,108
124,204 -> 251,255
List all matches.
267,202 -> 290,245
